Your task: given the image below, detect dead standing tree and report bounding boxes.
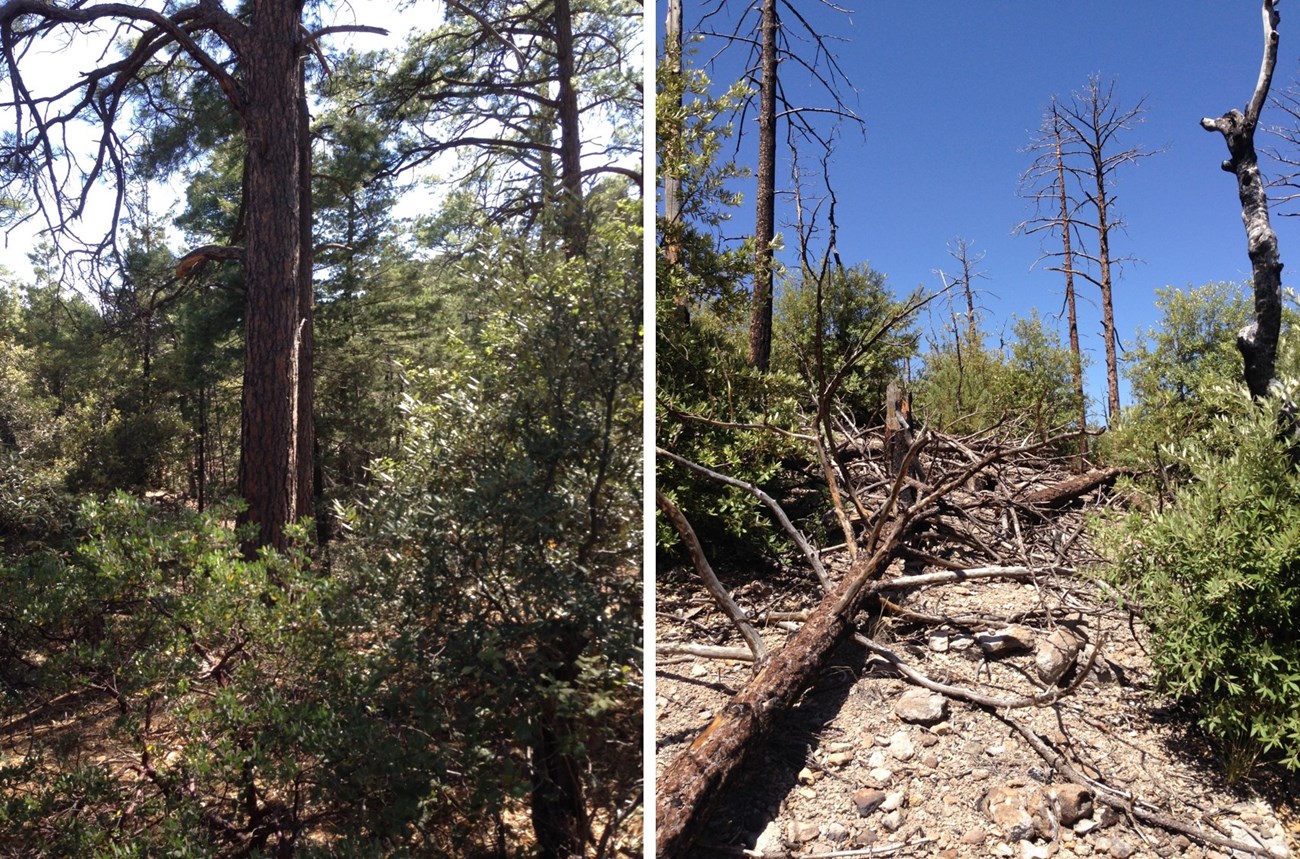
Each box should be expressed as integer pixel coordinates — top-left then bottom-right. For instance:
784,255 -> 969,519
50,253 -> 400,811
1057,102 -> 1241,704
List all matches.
1050,77 -> 1156,423
696,0 -> 862,371
934,237 -> 987,421
0,0 -> 384,551
1019,102 -> 1091,470
1203,0 -> 1289,407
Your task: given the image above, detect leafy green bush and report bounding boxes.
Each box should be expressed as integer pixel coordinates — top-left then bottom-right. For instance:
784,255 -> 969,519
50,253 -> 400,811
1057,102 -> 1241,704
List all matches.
1097,386 -> 1300,776
0,494 -> 444,856
773,263 -> 921,424
915,310 -> 1080,446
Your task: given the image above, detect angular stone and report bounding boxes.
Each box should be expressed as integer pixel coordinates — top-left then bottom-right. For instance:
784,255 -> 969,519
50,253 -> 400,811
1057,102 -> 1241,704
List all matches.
980,785 -> 1056,842
798,766 -> 818,785
1021,841 -> 1052,859
881,791 -> 905,812
960,827 -> 989,845
788,820 -> 820,843
950,633 -> 976,650
881,809 -> 904,832
867,766 -> 894,787
851,788 -> 887,817
1036,628 -> 1082,685
929,630 -> 951,652
824,822 -> 850,843
977,624 -> 1037,657
895,688 -> 949,725
754,820 -> 783,855
1047,783 -> 1093,826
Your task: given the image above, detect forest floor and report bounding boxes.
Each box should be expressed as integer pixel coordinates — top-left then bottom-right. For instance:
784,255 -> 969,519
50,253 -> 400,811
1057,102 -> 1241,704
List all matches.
655,476 -> 1300,859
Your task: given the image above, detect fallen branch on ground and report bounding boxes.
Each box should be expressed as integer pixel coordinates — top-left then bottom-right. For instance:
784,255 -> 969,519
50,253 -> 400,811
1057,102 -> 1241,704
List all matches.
657,490 -> 767,666
999,713 -> 1288,859
657,447 -> 830,590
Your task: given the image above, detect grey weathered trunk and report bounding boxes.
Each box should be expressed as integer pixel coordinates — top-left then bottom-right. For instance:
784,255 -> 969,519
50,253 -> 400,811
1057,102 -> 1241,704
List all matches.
1202,0 -> 1284,402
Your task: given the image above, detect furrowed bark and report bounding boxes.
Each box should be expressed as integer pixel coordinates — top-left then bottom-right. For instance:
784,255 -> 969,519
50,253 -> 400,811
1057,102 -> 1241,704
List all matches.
237,0 -> 306,553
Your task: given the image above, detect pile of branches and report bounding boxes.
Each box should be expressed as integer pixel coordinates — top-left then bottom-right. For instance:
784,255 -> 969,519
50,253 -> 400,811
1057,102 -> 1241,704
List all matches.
655,416 -> 1286,859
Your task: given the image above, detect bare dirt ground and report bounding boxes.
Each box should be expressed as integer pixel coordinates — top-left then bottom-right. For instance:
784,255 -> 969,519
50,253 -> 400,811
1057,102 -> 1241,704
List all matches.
655,499 -> 1300,859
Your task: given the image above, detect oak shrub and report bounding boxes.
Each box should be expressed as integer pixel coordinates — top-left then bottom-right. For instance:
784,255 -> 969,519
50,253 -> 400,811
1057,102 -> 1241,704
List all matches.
1098,383 -> 1300,777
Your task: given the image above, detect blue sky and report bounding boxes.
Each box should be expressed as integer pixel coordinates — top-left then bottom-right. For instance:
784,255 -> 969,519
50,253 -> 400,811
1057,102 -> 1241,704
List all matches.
667,1 -> 1300,418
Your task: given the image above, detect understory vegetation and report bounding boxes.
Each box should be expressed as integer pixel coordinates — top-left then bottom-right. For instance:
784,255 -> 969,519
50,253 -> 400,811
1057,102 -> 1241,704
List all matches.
0,0 -> 642,855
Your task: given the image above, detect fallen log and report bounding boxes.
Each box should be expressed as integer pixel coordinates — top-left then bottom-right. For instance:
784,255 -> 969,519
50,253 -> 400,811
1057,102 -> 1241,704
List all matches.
1022,467 -> 1127,510
655,514 -> 913,857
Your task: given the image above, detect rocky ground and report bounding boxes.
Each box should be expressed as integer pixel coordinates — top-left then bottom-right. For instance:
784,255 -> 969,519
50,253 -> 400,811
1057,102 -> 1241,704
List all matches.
655,536 -> 1300,859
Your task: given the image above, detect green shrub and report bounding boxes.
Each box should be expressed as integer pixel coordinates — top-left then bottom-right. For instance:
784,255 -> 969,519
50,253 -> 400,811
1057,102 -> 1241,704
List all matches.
1097,386 -> 1300,776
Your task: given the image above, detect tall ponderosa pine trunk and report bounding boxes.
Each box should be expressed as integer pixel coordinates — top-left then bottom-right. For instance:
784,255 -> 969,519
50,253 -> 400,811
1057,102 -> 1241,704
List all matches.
296,62 -> 318,534
527,3 -> 591,853
237,0 -> 313,553
747,0 -> 777,371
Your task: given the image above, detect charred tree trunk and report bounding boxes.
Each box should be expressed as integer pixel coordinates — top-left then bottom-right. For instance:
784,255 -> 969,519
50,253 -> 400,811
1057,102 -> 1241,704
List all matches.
1090,130 -> 1122,421
885,381 -> 925,507
747,0 -> 778,371
1054,125 -> 1088,470
656,521 -> 911,857
1203,0 -> 1285,403
237,0 -> 308,553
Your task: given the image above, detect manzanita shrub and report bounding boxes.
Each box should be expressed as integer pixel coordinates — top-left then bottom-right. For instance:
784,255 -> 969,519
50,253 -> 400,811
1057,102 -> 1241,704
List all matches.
1098,385 -> 1300,777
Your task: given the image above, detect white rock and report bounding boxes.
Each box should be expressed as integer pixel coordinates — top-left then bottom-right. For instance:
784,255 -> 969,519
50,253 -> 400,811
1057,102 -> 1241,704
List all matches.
895,688 -> 949,725
754,820 -> 783,855
1021,840 -> 1052,859
888,731 -> 915,762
